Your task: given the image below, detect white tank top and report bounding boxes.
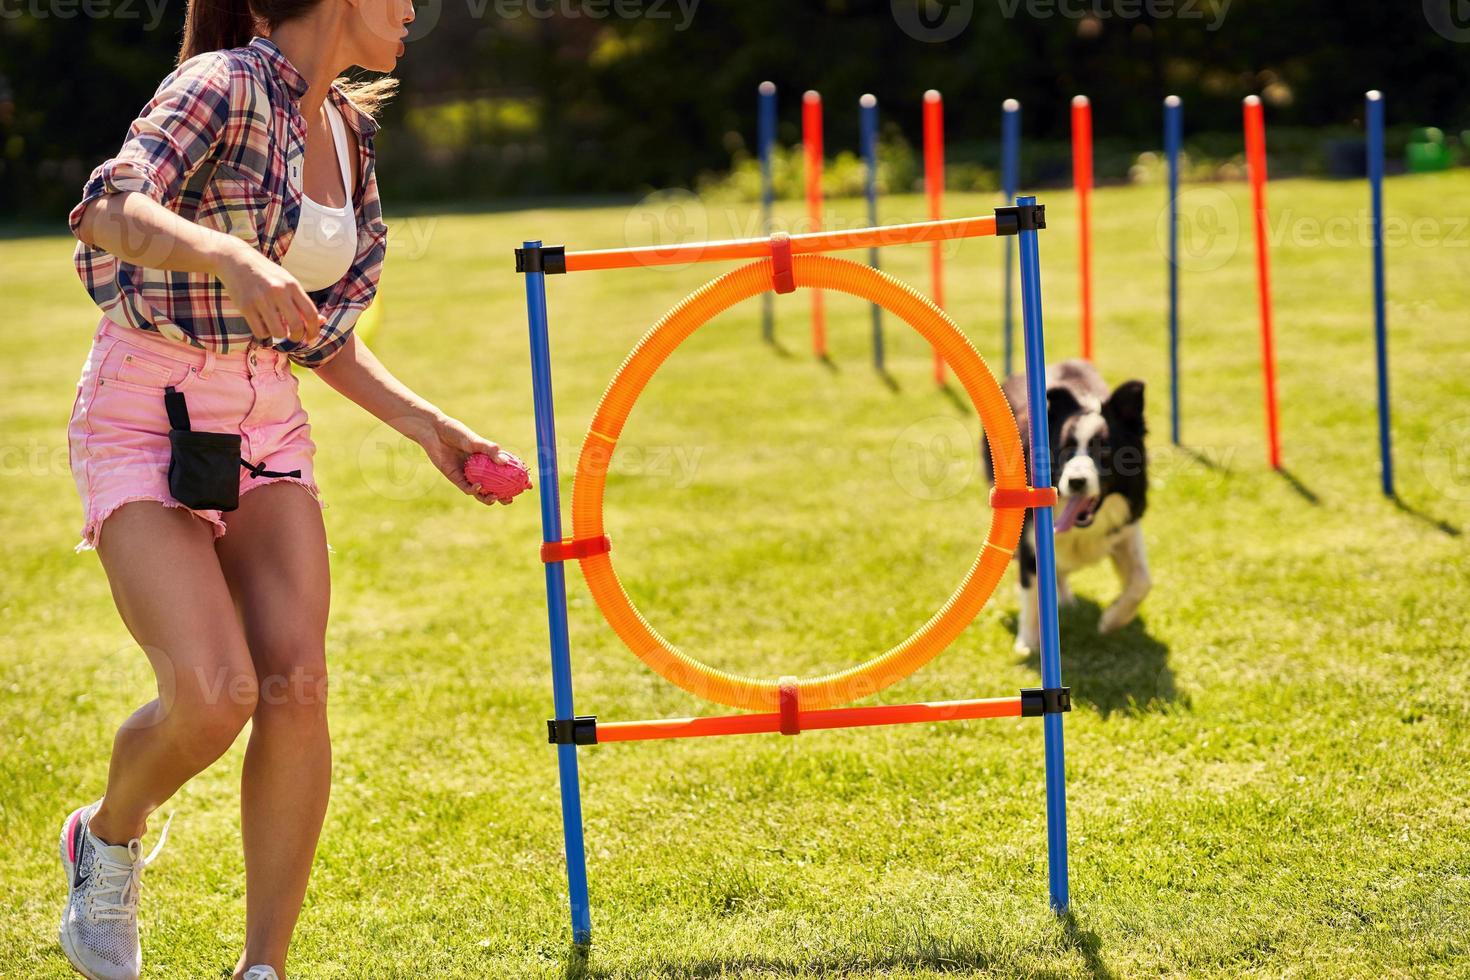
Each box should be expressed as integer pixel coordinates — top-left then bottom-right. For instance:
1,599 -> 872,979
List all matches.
281,98 -> 357,293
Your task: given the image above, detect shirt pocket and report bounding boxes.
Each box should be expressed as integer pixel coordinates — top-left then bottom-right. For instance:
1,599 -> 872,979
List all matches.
195,165 -> 270,249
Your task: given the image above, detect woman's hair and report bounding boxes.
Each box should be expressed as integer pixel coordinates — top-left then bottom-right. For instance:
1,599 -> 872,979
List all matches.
179,0 -> 397,116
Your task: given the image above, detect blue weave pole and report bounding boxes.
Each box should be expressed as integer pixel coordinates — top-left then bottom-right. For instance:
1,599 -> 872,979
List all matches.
1002,99 -> 1020,379
1367,90 -> 1393,498
523,242 -> 593,944
1165,95 -> 1182,446
1016,198 -> 1070,913
861,93 -> 884,373
759,81 -> 777,344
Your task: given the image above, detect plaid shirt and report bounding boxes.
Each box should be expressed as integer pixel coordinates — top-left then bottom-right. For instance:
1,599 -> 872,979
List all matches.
68,37 -> 387,368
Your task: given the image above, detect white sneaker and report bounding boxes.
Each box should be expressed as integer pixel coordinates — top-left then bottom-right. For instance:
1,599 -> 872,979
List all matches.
242,967 -> 280,980
57,801 -> 170,980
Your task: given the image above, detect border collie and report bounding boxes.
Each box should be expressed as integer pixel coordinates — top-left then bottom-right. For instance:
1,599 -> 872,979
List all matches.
985,359 -> 1150,652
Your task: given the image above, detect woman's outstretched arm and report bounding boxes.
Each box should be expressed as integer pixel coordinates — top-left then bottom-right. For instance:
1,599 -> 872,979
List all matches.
312,332 -> 515,504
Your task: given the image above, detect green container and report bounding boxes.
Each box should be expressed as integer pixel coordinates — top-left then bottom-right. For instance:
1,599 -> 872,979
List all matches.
1407,127 -> 1451,172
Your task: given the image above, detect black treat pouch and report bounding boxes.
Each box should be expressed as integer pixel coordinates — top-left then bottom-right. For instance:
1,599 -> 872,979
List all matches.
165,386 -> 243,511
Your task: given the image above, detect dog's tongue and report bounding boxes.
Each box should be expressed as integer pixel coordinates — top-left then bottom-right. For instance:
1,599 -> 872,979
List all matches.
1054,495 -> 1089,533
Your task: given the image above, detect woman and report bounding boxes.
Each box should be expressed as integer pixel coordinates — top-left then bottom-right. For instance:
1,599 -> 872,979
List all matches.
59,0 -> 518,977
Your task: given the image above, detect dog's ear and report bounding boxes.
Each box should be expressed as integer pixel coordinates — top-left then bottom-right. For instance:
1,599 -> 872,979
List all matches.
1046,386 -> 1082,426
1105,380 -> 1146,432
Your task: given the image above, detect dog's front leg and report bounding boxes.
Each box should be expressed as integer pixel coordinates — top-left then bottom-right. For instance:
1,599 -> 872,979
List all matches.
1099,522 -> 1151,633
1015,524 -> 1041,652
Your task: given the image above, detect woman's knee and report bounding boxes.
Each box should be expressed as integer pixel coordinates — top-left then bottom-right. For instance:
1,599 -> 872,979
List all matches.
252,643 -> 329,726
164,663 -> 258,756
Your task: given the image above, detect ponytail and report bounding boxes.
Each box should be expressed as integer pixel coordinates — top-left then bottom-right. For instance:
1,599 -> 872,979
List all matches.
178,0 -> 256,64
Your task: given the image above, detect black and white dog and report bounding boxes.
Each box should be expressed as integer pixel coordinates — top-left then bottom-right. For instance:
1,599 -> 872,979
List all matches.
985,359 -> 1150,652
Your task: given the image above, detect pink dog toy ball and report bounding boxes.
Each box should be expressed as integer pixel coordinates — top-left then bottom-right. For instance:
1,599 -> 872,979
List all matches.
464,451 -> 532,502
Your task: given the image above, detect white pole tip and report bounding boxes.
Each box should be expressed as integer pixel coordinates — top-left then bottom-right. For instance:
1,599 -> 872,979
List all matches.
1072,95 -> 1090,107
1164,95 -> 1181,108
924,89 -> 942,102
759,81 -> 776,95
1003,98 -> 1020,112
1366,89 -> 1382,101
860,93 -> 877,108
1243,94 -> 1261,106
803,90 -> 821,103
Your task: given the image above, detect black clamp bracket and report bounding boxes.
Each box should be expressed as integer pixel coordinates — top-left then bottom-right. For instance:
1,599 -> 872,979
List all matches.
1020,687 -> 1072,716
994,204 -> 1047,236
547,715 -> 598,745
516,245 -> 567,275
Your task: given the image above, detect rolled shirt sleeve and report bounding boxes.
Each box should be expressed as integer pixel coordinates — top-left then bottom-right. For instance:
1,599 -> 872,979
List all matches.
67,52 -> 235,239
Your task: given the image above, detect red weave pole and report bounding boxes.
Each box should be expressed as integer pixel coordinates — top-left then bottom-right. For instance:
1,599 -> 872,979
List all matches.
924,90 -> 946,384
1071,95 -> 1094,361
803,90 -> 826,359
595,696 -> 1025,743
1244,95 -> 1281,470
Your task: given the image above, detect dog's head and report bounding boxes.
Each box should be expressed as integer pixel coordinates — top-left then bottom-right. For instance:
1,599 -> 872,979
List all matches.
1047,380 -> 1147,532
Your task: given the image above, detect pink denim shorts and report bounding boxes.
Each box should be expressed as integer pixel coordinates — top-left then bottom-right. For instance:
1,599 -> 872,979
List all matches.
68,317 -> 323,552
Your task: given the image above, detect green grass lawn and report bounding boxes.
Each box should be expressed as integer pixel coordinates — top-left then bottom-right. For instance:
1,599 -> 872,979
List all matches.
3,172 -> 1469,978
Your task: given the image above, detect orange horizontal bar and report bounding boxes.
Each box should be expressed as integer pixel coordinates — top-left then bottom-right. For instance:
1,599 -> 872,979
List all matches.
594,696 -> 1023,744
563,215 -> 999,273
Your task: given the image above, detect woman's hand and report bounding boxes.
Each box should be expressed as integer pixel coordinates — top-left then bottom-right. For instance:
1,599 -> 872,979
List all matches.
212,236 -> 323,346
419,413 -> 528,506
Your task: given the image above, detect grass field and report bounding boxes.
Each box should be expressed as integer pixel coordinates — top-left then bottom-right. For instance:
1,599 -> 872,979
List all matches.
3,172 -> 1469,979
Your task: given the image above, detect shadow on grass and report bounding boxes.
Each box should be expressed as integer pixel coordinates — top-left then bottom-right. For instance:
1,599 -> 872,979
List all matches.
763,335 -> 795,359
1175,443 -> 1232,473
1006,596 -> 1181,717
1393,494 -> 1462,537
563,911 -> 1115,979
936,380 -> 970,416
1275,467 -> 1321,506
876,367 -> 901,392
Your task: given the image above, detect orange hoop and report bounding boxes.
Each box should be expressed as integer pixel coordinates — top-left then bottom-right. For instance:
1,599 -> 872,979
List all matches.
570,255 -> 1029,711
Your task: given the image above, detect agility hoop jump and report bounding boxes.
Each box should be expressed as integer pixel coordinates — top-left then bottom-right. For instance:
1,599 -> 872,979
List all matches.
515,198 -> 1070,946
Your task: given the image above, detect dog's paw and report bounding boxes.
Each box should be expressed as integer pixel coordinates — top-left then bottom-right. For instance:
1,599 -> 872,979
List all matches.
1057,586 -> 1078,608
1014,631 -> 1039,654
1098,602 -> 1137,634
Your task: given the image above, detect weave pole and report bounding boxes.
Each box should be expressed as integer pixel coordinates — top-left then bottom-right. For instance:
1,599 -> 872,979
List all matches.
522,240 -> 593,945
861,93 -> 884,373
803,90 -> 826,359
1165,95 -> 1182,445
758,81 -> 777,344
1244,95 -> 1281,470
924,89 -> 946,384
1016,195 -> 1070,912
1367,89 -> 1393,497
1071,95 -> 1094,361
1002,98 -> 1020,379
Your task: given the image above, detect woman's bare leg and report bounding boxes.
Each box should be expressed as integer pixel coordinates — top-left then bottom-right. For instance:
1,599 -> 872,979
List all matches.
88,502 -> 259,845
215,482 -> 332,979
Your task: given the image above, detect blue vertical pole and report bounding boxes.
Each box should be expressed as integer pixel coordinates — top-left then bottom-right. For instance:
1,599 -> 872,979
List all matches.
1367,90 -> 1393,498
522,242 -> 593,945
861,93 -> 884,373
1016,198 -> 1069,913
759,81 -> 777,344
1165,95 -> 1182,446
1002,99 -> 1021,378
